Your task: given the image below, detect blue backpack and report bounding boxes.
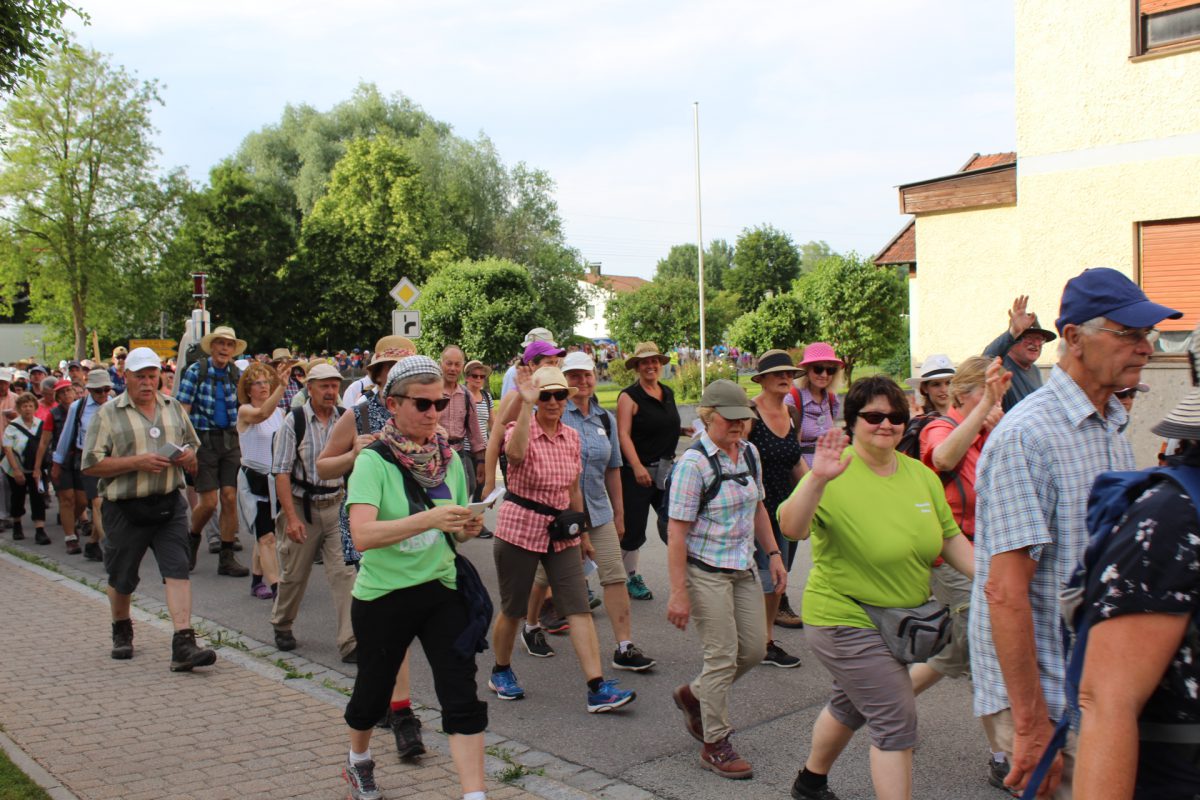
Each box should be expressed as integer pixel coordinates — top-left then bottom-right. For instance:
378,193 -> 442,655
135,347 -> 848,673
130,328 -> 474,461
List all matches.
1022,463 -> 1200,799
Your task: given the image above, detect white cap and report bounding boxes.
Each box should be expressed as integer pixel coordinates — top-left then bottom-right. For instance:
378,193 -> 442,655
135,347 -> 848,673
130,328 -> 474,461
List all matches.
14,370 -> 29,382
0,368 -> 12,383
125,347 -> 162,373
561,351 -> 595,373
234,358 -> 250,371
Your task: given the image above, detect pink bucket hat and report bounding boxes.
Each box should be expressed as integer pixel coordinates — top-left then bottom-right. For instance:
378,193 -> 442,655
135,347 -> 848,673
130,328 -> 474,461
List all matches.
798,342 -> 843,368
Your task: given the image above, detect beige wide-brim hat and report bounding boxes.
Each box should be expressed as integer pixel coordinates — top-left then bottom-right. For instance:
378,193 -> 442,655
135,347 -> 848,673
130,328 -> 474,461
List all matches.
306,363 -> 343,383
532,366 -> 579,398
464,359 -> 492,377
200,325 -> 248,356
270,347 -> 298,365
625,341 -> 670,369
367,335 -> 417,373
85,369 -> 113,390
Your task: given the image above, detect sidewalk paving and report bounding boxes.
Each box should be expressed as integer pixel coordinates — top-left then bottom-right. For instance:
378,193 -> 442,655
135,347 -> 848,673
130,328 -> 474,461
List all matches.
0,553 -> 562,800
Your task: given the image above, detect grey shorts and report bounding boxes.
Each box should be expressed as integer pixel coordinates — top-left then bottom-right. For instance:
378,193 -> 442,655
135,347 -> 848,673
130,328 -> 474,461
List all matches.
533,521 -> 625,588
101,492 -> 191,594
195,429 -> 241,492
493,537 -> 590,619
806,624 -> 918,751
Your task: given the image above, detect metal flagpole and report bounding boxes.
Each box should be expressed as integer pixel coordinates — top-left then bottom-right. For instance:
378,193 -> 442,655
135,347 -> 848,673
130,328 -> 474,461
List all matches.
693,101 -> 707,387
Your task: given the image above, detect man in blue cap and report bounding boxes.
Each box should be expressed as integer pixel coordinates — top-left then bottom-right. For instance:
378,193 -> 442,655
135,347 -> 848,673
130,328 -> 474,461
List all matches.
969,267 -> 1181,798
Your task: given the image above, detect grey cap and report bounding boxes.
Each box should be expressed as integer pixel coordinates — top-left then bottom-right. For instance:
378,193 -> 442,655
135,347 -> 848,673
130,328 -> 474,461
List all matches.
699,379 -> 756,420
384,355 -> 442,396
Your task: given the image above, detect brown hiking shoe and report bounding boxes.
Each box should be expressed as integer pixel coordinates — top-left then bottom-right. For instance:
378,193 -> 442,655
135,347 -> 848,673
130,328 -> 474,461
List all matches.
672,684 -> 704,742
111,619 -> 133,660
170,628 -> 217,672
700,736 -> 753,779
776,594 -> 804,629
217,547 -> 249,577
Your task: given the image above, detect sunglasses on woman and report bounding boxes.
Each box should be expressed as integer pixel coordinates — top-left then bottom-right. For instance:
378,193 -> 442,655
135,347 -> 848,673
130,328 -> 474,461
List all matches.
858,411 -> 908,426
808,365 -> 838,376
395,394 -> 451,412
539,389 -> 569,402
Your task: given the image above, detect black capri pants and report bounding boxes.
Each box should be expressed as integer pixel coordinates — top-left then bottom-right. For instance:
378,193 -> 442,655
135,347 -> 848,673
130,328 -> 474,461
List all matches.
619,465 -> 663,552
344,580 -> 487,735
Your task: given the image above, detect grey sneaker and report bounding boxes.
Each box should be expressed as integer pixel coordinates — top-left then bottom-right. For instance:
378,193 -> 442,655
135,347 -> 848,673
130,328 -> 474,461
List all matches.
343,756 -> 382,800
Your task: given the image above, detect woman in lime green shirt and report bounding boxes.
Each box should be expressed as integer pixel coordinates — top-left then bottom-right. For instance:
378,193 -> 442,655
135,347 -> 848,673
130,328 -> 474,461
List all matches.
340,356 -> 488,800
778,376 -> 974,800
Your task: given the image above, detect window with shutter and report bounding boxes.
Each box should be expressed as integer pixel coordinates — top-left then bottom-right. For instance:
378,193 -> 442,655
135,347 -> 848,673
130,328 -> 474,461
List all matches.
1140,218 -> 1200,340
1134,0 -> 1200,56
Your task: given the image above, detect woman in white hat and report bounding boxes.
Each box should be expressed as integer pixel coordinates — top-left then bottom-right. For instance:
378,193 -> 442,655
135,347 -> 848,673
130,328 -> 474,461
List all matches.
905,354 -> 956,417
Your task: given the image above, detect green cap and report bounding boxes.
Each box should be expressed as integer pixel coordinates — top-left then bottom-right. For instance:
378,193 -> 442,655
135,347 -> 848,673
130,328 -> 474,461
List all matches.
699,379 -> 756,420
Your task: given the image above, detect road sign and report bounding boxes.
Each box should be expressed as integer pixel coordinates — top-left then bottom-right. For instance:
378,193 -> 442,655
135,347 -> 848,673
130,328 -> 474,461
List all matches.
389,277 -> 420,309
392,310 -> 421,338
129,339 -> 178,359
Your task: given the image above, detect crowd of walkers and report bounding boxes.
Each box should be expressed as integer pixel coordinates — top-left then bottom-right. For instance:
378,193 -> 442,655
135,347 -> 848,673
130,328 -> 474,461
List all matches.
4,265 -> 1196,800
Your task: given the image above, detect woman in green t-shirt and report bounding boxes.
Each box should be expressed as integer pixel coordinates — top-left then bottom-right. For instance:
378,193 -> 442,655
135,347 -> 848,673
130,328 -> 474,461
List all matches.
340,355 -> 487,800
778,376 -> 975,800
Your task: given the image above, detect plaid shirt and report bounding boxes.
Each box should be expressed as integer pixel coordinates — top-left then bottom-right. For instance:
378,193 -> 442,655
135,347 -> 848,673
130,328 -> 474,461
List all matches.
175,357 -> 238,431
439,383 -> 484,456
279,376 -> 303,410
495,416 -> 582,554
81,391 -> 200,501
970,366 -> 1134,719
668,432 -> 764,571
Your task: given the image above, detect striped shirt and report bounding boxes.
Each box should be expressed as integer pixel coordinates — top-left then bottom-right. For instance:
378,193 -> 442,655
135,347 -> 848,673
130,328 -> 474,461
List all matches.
969,365 -> 1134,719
270,403 -> 343,497
495,417 -> 582,554
81,391 -> 200,501
439,384 -> 484,456
668,432 -> 765,571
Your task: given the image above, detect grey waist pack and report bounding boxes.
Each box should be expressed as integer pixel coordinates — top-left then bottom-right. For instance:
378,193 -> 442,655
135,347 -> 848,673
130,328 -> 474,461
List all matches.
856,597 -> 952,664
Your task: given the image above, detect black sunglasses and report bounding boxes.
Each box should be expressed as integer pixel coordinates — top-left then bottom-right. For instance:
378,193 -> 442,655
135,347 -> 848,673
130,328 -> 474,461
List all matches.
858,411 -> 907,426
394,394 -> 450,413
89,387 -> 112,394
808,365 -> 838,376
1114,388 -> 1138,400
539,389 -> 569,402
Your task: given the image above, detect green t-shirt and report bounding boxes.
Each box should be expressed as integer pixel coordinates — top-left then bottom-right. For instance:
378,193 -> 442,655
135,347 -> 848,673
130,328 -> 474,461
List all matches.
792,452 -> 960,629
346,448 -> 468,601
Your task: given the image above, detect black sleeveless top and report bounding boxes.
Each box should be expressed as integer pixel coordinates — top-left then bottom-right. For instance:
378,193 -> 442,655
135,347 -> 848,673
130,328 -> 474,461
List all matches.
748,411 -> 802,512
621,381 -> 681,465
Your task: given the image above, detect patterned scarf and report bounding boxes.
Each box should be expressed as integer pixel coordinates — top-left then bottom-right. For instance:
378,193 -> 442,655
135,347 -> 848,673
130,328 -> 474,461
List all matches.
378,417 -> 452,488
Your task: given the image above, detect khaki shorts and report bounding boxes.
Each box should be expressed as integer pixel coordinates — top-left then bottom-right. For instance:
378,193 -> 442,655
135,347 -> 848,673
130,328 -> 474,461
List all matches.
926,562 -> 972,678
981,708 -> 1076,799
533,521 -> 625,589
493,537 -> 590,619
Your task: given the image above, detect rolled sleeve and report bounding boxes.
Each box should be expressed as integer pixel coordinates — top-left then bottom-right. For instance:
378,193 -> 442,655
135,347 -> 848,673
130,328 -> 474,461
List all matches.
977,425 -> 1053,559
667,452 -> 704,522
80,406 -> 111,471
605,411 -> 622,470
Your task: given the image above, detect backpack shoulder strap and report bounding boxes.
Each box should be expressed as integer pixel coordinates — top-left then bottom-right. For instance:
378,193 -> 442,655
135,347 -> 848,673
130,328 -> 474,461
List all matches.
197,356 -> 209,386
291,406 -> 307,473
354,403 -> 369,436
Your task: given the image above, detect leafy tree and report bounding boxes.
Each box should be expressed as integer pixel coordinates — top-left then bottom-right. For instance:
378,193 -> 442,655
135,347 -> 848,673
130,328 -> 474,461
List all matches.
653,239 -> 733,290
726,224 -> 801,311
726,293 -> 815,354
798,252 -> 906,382
0,0 -> 86,98
606,278 -> 740,351
799,239 -> 834,273
0,42 -> 186,358
415,258 -> 540,365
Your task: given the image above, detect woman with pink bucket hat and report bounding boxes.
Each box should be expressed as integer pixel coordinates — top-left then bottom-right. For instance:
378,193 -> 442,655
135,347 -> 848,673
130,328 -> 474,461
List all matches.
785,343 -> 844,470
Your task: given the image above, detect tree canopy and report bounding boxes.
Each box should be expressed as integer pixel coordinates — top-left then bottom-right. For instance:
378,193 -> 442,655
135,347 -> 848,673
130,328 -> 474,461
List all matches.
606,278 -> 739,351
0,1 -> 85,98
653,239 -> 732,290
725,224 -> 801,312
726,292 -> 815,354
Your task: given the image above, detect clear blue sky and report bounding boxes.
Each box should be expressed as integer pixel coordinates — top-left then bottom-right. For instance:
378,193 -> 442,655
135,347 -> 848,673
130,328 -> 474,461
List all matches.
67,0 -> 1016,280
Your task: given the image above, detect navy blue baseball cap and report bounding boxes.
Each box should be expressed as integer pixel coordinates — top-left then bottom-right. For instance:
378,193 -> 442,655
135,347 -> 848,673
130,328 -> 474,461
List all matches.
1056,267 -> 1181,333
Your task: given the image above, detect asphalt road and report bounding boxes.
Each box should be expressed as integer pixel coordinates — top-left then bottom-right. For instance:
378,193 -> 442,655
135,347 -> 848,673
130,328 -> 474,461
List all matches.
15,473 -> 1013,800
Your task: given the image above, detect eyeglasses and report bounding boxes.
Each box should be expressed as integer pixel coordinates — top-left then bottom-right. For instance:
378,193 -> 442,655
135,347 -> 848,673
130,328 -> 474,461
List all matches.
808,365 -> 838,376
466,373 -> 485,380
1087,325 -> 1161,344
393,394 -> 450,413
1114,388 -> 1139,400
250,380 -> 272,388
539,389 -> 569,402
89,387 -> 112,395
858,411 -> 908,426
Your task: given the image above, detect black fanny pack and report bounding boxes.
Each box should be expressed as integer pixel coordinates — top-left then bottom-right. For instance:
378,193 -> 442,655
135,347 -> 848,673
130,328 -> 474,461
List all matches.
114,492 -> 178,527
504,491 -> 588,546
241,466 -> 271,497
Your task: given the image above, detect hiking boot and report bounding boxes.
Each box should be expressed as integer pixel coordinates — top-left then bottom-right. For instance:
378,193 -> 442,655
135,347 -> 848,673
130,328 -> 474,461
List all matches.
11,520 -> 24,540
64,536 -> 81,555
217,547 -> 249,577
34,527 -> 50,545
776,594 -> 804,629
587,679 -> 636,713
522,626 -> 554,658
83,541 -> 103,561
274,628 -> 297,651
188,532 -> 202,571
626,573 -> 653,600
232,536 -> 243,551
390,707 -> 426,760
763,640 -> 802,668
700,736 -> 753,779
111,619 -> 133,660
208,539 -> 221,555
343,756 -> 382,800
169,628 -> 216,672
488,667 -> 525,701
612,643 -> 656,672
988,757 -> 1017,795
672,684 -> 704,742
791,773 -> 843,800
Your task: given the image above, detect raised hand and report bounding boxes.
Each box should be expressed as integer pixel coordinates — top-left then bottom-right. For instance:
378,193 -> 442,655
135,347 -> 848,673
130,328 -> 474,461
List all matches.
810,429 -> 851,482
983,358 -> 1013,407
1008,295 -> 1037,338
514,364 -> 539,405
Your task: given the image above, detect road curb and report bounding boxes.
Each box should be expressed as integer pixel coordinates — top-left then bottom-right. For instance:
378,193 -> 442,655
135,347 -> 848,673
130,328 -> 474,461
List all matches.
0,727 -> 81,800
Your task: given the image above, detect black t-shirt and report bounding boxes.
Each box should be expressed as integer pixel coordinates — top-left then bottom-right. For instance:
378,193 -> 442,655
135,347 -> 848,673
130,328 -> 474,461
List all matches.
1086,472 -> 1200,799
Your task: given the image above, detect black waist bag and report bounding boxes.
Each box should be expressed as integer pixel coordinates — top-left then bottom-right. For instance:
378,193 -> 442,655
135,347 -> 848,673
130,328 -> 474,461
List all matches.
504,491 -> 587,547
114,492 -> 179,527
241,466 -> 271,497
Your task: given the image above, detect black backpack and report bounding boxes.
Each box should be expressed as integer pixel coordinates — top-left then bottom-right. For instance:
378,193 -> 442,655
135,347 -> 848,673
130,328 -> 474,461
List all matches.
657,440 -> 759,543
193,355 -> 241,398
897,413 -> 948,460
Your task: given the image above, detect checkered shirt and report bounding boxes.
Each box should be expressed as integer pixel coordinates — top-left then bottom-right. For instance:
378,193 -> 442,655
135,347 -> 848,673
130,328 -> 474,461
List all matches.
495,416 -> 582,554
969,366 -> 1134,719
175,357 -> 237,431
667,432 -> 765,571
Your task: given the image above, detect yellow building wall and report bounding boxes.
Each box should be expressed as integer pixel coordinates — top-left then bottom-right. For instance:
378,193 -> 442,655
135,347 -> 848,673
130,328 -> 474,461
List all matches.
1016,0 -> 1200,156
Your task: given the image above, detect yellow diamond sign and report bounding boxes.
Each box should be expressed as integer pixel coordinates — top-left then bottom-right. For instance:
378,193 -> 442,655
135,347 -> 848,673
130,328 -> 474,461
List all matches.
390,277 -> 420,309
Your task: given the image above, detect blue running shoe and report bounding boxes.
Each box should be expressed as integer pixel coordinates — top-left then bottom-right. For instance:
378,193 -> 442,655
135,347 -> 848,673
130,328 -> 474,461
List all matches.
488,667 -> 525,701
587,679 -> 636,713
